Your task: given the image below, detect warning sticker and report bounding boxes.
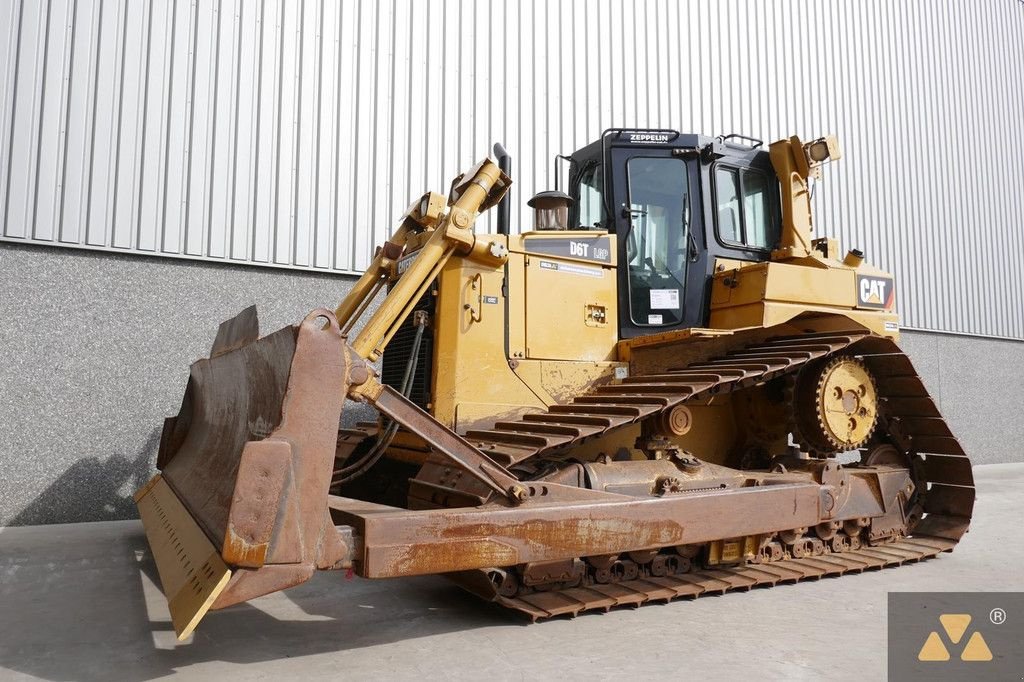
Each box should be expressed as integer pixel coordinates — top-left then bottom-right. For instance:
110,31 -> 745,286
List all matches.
650,289 -> 680,309
648,314 -> 663,325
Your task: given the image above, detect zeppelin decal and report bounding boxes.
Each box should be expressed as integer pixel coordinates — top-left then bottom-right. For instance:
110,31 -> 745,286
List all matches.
855,274 -> 895,310
628,132 -> 670,143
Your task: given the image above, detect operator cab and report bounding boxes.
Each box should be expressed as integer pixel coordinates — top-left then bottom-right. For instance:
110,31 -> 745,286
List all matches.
566,129 -> 782,339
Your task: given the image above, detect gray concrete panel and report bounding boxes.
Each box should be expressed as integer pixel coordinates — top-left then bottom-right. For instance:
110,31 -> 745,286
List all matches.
0,243 -> 373,526
898,330 -> 1024,470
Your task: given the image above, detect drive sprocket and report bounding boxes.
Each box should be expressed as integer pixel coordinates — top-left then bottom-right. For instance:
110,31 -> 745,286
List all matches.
792,355 -> 879,455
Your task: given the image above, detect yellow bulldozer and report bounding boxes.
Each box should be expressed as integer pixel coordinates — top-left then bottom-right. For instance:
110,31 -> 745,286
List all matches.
135,130 -> 974,639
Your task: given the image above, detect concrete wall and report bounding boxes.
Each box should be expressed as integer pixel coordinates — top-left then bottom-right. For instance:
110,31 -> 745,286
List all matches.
0,242 -> 368,526
896,331 -> 1022,470
1,242 -> 1021,525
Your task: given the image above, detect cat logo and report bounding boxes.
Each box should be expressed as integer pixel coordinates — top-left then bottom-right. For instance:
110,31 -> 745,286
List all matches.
396,253 -> 416,276
917,614 -> 993,662
855,274 -> 895,310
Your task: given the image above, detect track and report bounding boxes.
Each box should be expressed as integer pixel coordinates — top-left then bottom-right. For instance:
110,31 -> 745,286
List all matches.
454,536 -> 958,620
462,330 -> 872,465
444,329 -> 975,618
436,329 -> 975,539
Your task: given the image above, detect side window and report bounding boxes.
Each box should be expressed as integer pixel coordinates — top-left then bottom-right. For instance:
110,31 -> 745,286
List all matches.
715,168 -> 740,243
743,171 -> 770,248
577,164 -> 605,229
715,166 -> 775,250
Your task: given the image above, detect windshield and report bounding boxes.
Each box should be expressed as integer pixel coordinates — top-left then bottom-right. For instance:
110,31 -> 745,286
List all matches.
625,156 -> 690,327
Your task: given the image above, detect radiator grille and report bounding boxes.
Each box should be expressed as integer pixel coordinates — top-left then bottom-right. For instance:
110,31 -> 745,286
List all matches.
380,285 -> 435,410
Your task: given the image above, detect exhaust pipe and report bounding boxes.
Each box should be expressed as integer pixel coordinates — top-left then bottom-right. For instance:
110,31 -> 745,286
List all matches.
493,142 -> 511,235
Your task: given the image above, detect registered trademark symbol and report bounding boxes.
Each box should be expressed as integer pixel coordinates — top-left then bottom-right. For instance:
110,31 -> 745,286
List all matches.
990,607 -> 1006,625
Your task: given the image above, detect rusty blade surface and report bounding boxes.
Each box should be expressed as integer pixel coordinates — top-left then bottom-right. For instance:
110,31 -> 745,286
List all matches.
158,314 -> 297,542
153,308 -> 356,610
209,304 -> 260,358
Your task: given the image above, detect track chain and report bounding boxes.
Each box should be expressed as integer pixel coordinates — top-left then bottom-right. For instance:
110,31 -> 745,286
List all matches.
448,330 -> 975,618
460,536 -> 957,621
463,330 -> 873,465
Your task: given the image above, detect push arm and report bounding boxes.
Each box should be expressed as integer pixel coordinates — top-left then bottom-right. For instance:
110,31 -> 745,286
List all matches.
341,158 -> 511,362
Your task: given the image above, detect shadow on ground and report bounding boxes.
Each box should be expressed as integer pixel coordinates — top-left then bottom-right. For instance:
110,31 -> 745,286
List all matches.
2,465 -> 1022,681
0,515 -> 517,681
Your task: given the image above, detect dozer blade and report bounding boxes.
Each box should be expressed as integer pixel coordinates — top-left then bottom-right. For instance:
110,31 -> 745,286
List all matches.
134,475 -> 231,639
136,307 -> 357,639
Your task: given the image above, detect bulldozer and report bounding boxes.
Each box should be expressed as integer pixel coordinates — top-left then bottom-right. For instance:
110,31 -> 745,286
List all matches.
135,129 -> 974,640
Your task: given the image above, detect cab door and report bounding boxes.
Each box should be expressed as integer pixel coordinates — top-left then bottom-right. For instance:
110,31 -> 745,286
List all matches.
609,147 -> 706,338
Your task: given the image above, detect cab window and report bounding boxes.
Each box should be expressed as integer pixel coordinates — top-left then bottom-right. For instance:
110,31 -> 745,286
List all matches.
715,166 -> 774,249
577,163 -> 605,229
625,157 -> 690,327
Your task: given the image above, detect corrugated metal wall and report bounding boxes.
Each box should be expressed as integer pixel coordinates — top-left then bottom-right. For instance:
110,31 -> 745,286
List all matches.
2,0 -> 1023,338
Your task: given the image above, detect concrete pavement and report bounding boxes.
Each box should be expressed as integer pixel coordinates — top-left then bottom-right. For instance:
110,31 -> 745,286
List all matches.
1,464 -> 1020,681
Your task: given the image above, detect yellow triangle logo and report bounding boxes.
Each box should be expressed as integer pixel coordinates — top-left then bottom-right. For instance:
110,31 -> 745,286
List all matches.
961,632 -> 993,662
918,631 -> 950,661
939,614 -> 971,644
917,613 -> 995,663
